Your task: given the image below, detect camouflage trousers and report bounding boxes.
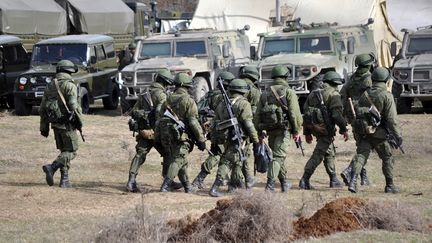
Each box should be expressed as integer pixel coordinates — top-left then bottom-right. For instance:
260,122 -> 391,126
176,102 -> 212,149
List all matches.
267,130 -> 291,181
216,144 -> 244,187
53,128 -> 78,170
303,136 -> 337,176
352,136 -> 394,179
165,142 -> 191,183
201,144 -> 224,173
129,138 -> 169,177
345,132 -> 370,170
242,142 -> 253,180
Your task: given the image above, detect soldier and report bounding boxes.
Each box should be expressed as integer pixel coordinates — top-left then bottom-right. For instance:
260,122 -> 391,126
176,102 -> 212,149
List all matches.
191,71 -> 235,190
119,42 -> 136,70
299,71 -> 349,190
239,65 -> 261,188
126,69 -> 175,192
340,53 -> 375,186
209,78 -> 259,197
255,65 -> 303,192
40,60 -> 82,188
348,67 -> 402,194
157,72 -> 207,193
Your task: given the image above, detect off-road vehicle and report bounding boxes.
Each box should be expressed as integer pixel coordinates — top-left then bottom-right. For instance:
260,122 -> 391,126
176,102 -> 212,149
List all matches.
0,35 -> 30,108
119,27 -> 251,112
391,26 -> 432,113
13,34 -> 119,115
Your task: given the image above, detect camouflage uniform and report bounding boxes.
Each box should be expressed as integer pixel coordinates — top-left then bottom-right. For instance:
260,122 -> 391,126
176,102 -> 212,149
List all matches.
255,65 -> 302,192
348,67 -> 402,193
40,60 -> 82,188
299,72 -> 348,189
158,73 -> 206,193
209,79 -> 259,197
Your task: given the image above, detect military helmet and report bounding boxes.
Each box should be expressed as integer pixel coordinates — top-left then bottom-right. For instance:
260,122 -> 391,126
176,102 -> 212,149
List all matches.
371,67 -> 390,82
174,72 -> 193,87
323,71 -> 343,85
155,69 -> 174,85
271,65 -> 290,78
128,42 -> 137,50
56,59 -> 78,74
240,65 -> 260,81
218,71 -> 235,86
229,78 -> 249,94
355,53 -> 375,67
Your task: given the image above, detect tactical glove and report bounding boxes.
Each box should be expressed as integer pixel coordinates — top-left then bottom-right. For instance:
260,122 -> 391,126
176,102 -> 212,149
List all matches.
40,130 -> 49,138
305,134 -> 313,144
210,143 -> 220,155
197,141 -> 206,151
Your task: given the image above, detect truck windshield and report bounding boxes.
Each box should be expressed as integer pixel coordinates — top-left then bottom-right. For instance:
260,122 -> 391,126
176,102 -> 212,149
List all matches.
139,42 -> 171,59
262,39 -> 295,57
299,36 -> 332,53
175,40 -> 207,56
407,37 -> 432,54
31,44 -> 87,65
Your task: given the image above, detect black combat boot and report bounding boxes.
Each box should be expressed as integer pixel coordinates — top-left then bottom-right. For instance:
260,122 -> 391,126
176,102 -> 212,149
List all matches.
209,177 -> 224,197
384,177 -> 400,193
244,172 -> 256,189
279,177 -> 291,193
42,161 -> 62,186
170,181 -> 183,190
126,173 -> 139,192
348,170 -> 358,193
299,172 -> 314,190
340,164 -> 352,186
191,170 -> 209,190
59,168 -> 71,188
160,177 -> 173,192
329,173 -> 343,188
265,178 -> 275,192
181,180 -> 195,193
360,168 -> 370,186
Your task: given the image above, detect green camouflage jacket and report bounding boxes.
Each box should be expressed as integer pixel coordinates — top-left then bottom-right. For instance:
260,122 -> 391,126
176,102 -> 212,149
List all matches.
132,81 -> 167,124
243,77 -> 261,113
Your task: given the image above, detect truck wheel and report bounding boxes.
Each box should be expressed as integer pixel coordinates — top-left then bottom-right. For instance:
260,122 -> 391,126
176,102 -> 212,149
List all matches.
421,101 -> 432,110
392,82 -> 412,114
190,77 -> 209,103
6,94 -> 14,109
14,95 -> 32,116
80,87 -> 90,114
120,86 -> 135,114
103,83 -> 119,110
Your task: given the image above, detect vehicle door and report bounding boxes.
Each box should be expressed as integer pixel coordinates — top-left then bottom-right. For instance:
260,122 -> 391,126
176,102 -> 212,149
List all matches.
2,44 -> 30,94
92,43 -> 115,97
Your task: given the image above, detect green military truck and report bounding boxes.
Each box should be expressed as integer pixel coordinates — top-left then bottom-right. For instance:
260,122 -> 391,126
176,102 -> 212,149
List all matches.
0,35 -> 30,108
254,19 -> 378,102
13,35 -> 119,115
391,26 -> 432,113
119,27 -> 251,111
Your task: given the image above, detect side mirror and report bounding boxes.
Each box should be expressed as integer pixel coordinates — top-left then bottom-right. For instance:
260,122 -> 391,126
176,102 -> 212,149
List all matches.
250,46 -> 256,60
222,43 -> 230,58
90,56 -> 97,64
390,41 -> 397,57
347,38 -> 355,54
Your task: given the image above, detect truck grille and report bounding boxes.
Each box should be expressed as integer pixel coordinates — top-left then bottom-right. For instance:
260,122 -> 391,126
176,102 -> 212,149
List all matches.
136,72 -> 155,85
413,70 -> 430,81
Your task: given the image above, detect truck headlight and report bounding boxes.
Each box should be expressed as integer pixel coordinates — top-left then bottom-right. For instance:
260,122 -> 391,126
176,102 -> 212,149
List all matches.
121,72 -> 134,83
30,77 -> 37,84
19,77 -> 28,85
45,77 -> 52,83
399,71 -> 408,80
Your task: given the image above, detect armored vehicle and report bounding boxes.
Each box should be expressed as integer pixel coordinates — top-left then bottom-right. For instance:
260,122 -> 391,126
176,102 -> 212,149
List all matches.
14,35 -> 119,115
0,35 -> 30,108
255,19 -> 377,101
391,26 -> 432,113
119,27 -> 251,112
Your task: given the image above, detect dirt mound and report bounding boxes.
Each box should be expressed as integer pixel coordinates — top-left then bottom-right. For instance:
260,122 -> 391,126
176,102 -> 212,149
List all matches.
293,197 -> 366,240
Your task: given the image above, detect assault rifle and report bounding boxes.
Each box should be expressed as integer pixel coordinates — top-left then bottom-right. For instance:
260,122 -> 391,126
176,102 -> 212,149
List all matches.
217,78 -> 246,161
315,89 -> 335,136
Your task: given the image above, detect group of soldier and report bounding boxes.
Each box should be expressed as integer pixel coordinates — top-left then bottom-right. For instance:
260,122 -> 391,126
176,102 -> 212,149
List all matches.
39,53 -> 402,196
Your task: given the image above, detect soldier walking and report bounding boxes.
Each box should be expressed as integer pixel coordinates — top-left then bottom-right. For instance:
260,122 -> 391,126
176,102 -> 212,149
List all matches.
348,67 -> 402,193
209,79 -> 259,197
255,65 -> 302,192
40,60 -> 83,188
299,71 -> 349,189
157,73 -> 207,193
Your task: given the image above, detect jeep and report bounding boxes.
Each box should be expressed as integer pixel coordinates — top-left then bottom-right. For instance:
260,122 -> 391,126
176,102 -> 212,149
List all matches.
119,27 -> 251,112
0,35 -> 30,108
391,26 -> 432,113
14,34 -> 119,115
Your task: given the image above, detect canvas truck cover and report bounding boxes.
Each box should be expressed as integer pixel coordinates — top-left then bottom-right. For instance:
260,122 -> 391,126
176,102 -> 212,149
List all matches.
0,0 -> 66,35
387,0 -> 432,31
66,0 -> 134,35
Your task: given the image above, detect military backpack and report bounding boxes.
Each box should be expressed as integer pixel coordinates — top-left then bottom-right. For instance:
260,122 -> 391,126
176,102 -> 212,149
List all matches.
302,89 -> 332,136
41,80 -> 70,124
258,86 -> 289,131
352,91 -> 381,135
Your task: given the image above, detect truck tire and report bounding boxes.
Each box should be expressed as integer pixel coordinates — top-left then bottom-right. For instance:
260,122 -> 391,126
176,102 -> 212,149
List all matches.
103,82 -> 120,110
392,82 -> 412,114
6,94 -> 14,109
421,101 -> 432,110
120,86 -> 135,114
14,95 -> 32,116
190,77 -> 209,103
79,87 -> 90,114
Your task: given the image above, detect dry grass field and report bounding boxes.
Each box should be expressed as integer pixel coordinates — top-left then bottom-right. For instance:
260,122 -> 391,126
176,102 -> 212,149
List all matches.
0,105 -> 431,242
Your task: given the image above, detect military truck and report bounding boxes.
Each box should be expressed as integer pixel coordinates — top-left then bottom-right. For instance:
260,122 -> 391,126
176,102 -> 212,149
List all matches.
0,35 -> 30,108
13,35 -> 119,115
390,26 -> 432,113
254,19 -> 377,102
119,27 -> 251,112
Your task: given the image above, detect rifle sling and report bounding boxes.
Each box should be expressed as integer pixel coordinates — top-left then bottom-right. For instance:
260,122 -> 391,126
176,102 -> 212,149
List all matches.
270,86 -> 288,110
54,78 -> 71,114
